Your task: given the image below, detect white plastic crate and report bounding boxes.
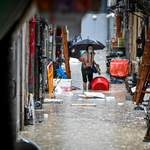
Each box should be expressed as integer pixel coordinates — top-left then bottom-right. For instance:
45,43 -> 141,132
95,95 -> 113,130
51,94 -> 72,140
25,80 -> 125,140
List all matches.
53,79 -> 72,91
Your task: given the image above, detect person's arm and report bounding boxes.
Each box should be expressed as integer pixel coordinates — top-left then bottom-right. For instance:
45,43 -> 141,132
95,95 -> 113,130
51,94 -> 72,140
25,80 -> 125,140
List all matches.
79,56 -> 85,64
93,60 -> 99,67
79,52 -> 86,64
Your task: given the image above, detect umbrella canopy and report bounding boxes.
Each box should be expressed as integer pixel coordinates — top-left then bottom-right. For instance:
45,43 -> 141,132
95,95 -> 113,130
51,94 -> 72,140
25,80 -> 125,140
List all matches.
68,35 -> 82,58
70,38 -> 105,59
71,39 -> 105,50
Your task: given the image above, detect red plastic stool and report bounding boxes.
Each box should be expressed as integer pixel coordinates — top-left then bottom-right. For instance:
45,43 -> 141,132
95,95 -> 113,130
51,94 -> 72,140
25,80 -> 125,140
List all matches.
90,77 -> 109,90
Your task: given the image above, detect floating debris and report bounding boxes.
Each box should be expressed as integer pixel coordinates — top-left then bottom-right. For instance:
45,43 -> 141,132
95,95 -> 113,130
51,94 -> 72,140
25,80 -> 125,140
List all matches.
44,98 -> 63,103
71,104 -> 96,107
109,78 -> 125,84
84,92 -> 105,98
66,92 -> 73,96
118,103 -> 124,106
133,105 -> 144,110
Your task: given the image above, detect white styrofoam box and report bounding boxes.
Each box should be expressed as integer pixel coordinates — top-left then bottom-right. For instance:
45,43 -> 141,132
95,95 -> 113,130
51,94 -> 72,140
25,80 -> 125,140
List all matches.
144,88 -> 150,101
132,87 -> 150,101
53,79 -> 72,91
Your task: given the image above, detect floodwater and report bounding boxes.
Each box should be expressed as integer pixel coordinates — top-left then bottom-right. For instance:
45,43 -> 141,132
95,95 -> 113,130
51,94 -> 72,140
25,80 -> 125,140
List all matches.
19,50 -> 150,150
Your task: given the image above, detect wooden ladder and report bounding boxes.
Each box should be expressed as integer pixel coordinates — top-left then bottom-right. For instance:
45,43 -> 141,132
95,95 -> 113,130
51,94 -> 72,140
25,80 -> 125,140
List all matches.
144,98 -> 150,140
61,27 -> 71,79
133,27 -> 150,105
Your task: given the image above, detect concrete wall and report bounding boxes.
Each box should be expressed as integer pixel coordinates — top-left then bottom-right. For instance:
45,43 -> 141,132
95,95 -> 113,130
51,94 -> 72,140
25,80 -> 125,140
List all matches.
67,20 -> 81,40
81,13 -> 107,46
67,0 -> 107,41
109,17 -> 116,39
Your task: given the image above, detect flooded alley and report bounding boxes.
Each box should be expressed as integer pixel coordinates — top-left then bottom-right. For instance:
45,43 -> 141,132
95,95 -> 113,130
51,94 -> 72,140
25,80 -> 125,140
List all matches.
20,51 -> 150,150
2,0 -> 150,149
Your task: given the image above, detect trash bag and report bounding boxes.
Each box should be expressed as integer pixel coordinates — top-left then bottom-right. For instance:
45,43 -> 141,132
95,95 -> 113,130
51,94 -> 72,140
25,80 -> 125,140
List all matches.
110,59 -> 129,77
133,105 -> 144,110
109,78 -> 125,84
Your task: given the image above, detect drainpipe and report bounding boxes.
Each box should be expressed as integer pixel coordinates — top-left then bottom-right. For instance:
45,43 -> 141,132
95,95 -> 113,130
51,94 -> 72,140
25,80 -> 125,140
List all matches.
29,16 -> 35,94
53,24 -> 56,62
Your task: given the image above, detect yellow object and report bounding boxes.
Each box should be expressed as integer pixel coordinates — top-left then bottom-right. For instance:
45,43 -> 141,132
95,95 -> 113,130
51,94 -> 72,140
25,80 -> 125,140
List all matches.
118,37 -> 124,46
71,104 -> 96,107
47,62 -> 53,99
28,93 -> 34,97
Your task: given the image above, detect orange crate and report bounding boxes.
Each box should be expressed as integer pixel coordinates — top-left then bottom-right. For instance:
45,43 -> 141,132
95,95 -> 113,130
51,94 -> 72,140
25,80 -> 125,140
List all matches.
47,62 -> 53,98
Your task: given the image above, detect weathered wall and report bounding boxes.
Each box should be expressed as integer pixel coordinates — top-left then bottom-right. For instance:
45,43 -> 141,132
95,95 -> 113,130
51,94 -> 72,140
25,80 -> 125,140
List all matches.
81,13 -> 107,46
67,20 -> 81,40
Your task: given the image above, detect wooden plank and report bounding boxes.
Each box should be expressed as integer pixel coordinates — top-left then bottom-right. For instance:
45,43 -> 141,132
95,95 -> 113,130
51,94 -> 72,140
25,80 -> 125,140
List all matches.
137,50 -> 150,104
139,69 -> 150,103
71,104 -> 96,107
62,27 -> 71,79
142,91 -> 150,94
144,126 -> 150,140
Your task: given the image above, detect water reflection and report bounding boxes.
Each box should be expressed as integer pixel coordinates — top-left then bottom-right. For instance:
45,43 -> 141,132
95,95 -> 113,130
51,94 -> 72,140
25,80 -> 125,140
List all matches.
20,51 -> 150,149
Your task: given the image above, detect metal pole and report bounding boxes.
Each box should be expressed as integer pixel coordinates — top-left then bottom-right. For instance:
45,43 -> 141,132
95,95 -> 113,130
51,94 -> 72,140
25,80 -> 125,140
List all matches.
42,21 -> 47,101
45,21 -> 49,90
34,14 -> 40,102
53,24 -> 56,62
34,15 -> 39,102
45,21 -> 49,65
49,24 -> 53,63
39,19 -> 44,102
21,22 -> 26,131
17,30 -> 21,132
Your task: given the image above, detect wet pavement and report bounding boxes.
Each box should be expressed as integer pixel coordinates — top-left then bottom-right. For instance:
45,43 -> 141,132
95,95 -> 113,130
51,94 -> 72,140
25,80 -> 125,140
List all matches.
19,50 -> 150,150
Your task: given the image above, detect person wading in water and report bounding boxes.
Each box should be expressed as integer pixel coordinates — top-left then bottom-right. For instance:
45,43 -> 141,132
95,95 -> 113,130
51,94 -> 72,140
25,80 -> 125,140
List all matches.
79,45 -> 99,90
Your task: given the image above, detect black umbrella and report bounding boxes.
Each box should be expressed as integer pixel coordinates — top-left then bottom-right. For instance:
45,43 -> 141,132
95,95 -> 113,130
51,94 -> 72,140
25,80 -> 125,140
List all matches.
68,35 -> 82,58
71,39 -> 105,50
70,39 -> 105,58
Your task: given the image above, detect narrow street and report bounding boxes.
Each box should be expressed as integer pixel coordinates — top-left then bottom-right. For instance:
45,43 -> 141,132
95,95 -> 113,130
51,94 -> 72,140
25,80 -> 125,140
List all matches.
2,1 -> 150,149
20,50 -> 150,150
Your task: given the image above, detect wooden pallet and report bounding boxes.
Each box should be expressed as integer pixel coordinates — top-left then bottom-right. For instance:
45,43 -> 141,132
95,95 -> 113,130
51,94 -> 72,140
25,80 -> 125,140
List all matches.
133,27 -> 150,105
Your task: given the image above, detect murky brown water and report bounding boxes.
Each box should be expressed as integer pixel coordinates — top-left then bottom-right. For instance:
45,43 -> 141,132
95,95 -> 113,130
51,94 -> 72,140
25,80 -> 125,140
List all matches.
19,50 -> 150,150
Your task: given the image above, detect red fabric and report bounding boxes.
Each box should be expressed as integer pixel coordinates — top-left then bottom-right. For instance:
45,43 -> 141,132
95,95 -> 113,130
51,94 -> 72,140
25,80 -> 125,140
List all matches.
110,59 -> 130,77
29,16 -> 35,84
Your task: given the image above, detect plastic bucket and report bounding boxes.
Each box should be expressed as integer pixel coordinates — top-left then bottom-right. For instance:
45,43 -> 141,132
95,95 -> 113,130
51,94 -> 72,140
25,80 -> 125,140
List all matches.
90,77 -> 109,91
